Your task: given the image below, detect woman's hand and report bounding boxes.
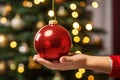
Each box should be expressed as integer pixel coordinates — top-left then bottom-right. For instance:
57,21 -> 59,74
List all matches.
33,53 -> 87,70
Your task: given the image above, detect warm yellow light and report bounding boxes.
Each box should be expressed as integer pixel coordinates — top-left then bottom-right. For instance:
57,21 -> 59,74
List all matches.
48,10 -> 55,17
10,63 -> 16,70
82,36 -> 90,44
4,4 -> 12,12
75,72 -> 82,79
34,0 -> 40,5
80,1 -> 86,7
36,21 -> 44,28
73,22 -> 79,29
75,50 -> 82,54
27,2 -> 33,8
0,34 -> 6,43
88,75 -> 95,80
18,67 -> 24,73
92,1 -> 99,8
10,41 -> 17,48
72,29 -> 79,35
70,3 -> 77,10
74,36 -> 80,43
72,11 -> 78,18
18,63 -> 24,73
0,17 -> 7,24
0,61 -> 5,71
86,23 -> 93,31
78,68 -> 85,74
23,1 -> 33,8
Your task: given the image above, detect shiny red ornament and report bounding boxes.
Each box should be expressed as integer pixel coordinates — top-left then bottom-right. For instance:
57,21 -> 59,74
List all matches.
34,20 -> 72,61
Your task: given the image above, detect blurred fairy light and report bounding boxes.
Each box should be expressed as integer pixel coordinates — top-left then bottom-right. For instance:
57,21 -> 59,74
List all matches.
0,17 -> 7,24
75,72 -> 82,79
23,1 -> 33,8
18,63 -> 24,73
74,36 -> 80,43
75,50 -> 82,54
72,11 -> 78,18
86,23 -> 93,31
72,29 -> 79,35
88,75 -> 95,80
9,62 -> 16,70
0,34 -> 6,43
0,34 -> 7,47
34,0 -> 45,5
80,1 -> 86,7
72,22 -> 79,29
18,43 -> 29,54
0,61 -> 6,71
70,3 -> 77,10
10,41 -> 17,48
91,1 -> 99,8
48,10 -> 55,17
82,36 -> 90,44
78,68 -> 85,74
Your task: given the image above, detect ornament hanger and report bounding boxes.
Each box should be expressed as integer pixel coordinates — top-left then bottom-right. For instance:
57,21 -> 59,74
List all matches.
51,0 -> 56,20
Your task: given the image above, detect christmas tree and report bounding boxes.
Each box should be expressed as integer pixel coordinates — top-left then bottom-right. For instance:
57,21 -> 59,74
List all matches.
0,0 -> 108,80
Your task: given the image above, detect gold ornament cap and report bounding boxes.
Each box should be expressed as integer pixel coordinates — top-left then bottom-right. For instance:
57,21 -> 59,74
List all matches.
49,20 -> 58,25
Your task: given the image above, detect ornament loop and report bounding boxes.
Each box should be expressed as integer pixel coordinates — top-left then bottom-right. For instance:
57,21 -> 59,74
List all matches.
49,20 -> 58,25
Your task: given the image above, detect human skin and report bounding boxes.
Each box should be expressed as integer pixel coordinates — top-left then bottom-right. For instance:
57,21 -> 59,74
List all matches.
33,53 -> 112,74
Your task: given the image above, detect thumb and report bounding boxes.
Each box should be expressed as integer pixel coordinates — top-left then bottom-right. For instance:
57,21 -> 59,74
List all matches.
59,56 -> 73,63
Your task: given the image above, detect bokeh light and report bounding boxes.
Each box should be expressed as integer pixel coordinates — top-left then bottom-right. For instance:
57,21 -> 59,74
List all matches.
10,41 -> 17,48
70,3 -> 77,10
74,36 -> 80,43
92,1 -> 99,8
72,11 -> 78,18
48,10 -> 55,17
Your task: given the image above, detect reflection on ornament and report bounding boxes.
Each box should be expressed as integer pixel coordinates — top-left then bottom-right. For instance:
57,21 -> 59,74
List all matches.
0,34 -> 7,48
11,14 -> 23,30
57,6 -> 68,16
0,61 -> 6,74
28,56 -> 41,69
2,4 -> 12,16
18,43 -> 29,54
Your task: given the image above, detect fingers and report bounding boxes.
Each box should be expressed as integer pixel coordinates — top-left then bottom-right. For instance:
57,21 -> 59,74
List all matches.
60,56 -> 73,63
33,54 -> 65,70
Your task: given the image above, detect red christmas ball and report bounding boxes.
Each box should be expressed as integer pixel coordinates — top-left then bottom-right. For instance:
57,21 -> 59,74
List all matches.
34,20 -> 72,61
